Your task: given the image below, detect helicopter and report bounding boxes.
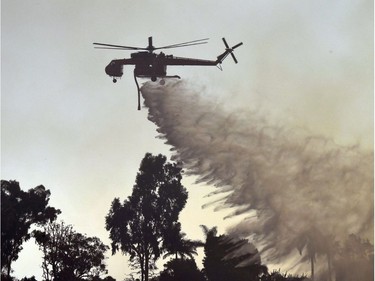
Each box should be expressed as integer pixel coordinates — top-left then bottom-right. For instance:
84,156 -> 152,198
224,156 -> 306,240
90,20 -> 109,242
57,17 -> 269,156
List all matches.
94,37 -> 243,110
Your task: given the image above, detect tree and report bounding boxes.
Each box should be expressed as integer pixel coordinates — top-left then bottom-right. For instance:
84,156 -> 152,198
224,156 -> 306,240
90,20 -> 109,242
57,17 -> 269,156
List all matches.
105,153 -> 188,281
91,275 -> 117,281
202,226 -> 267,281
162,222 -> 202,260
1,180 -> 60,277
0,276 -> 39,281
157,258 -> 206,281
33,221 -> 109,281
296,228 -> 327,281
260,270 -> 309,281
20,277 -> 38,281
333,234 -> 374,281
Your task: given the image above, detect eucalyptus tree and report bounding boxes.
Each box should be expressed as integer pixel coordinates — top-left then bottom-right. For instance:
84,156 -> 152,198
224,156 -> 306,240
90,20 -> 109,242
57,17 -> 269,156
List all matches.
1,180 -> 60,277
106,153 -> 188,281
33,221 -> 109,281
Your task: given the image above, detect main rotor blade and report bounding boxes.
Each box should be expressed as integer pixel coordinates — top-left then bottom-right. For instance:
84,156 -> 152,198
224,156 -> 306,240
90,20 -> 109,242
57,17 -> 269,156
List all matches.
232,42 -> 243,49
156,38 -> 209,49
94,47 -> 137,50
155,41 -> 208,50
93,42 -> 146,50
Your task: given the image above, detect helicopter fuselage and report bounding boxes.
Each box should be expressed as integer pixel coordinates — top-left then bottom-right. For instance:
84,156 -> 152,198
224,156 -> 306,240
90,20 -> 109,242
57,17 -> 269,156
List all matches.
105,51 -> 169,82
95,36 -> 243,109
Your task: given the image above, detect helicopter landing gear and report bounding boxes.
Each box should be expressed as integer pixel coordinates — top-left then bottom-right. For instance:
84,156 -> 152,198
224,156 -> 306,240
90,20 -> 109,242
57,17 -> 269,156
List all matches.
112,78 -> 117,83
160,79 -> 165,85
151,76 -> 157,82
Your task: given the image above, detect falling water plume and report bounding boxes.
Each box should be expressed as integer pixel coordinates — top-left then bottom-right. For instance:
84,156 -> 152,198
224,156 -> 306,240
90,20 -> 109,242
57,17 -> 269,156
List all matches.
141,80 -> 373,277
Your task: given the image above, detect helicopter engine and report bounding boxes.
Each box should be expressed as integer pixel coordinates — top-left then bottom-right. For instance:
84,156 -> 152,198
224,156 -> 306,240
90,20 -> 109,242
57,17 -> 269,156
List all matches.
105,60 -> 123,83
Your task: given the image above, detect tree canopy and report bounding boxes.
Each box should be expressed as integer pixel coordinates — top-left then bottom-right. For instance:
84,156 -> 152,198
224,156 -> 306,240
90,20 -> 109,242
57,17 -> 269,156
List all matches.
202,226 -> 267,281
157,258 -> 206,281
162,222 -> 202,260
333,234 -> 374,281
105,153 -> 188,281
33,221 -> 110,281
1,180 -> 61,277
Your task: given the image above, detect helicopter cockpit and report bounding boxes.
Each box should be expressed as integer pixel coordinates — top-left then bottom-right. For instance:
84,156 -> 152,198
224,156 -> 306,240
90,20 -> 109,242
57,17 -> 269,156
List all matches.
105,60 -> 123,83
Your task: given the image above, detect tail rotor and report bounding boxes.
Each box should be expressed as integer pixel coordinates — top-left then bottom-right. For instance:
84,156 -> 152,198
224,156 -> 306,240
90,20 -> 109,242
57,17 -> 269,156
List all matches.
222,38 -> 243,64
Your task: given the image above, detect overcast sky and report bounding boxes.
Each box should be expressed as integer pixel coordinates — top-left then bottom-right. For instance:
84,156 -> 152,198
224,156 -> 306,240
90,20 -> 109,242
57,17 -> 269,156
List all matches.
1,0 -> 373,280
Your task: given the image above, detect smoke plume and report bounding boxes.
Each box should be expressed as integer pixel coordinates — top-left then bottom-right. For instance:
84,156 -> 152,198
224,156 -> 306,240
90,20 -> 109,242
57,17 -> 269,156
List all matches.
141,80 -> 373,274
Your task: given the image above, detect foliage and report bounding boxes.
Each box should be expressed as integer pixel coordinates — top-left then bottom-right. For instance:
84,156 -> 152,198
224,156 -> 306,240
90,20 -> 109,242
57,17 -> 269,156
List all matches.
1,180 -> 61,277
123,273 -> 141,281
0,274 -> 38,281
260,270 -> 310,281
162,222 -> 202,260
105,153 -> 188,281
157,258 -> 206,281
33,221 -> 109,281
333,234 -> 374,281
20,277 -> 38,281
0,273 -> 14,281
202,226 -> 267,281
90,276 -> 116,281
295,227 -> 328,280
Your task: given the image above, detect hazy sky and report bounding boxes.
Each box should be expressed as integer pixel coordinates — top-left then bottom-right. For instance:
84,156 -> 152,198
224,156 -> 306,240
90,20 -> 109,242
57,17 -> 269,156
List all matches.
1,0 -> 373,280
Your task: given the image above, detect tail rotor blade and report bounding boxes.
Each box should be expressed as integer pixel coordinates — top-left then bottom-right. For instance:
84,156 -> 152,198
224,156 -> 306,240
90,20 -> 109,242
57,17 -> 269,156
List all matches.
232,42 -> 243,49
222,38 -> 242,63
222,38 -> 230,49
231,53 -> 238,64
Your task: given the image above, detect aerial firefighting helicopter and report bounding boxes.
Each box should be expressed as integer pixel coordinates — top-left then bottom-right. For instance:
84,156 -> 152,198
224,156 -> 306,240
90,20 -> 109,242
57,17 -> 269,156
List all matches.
94,37 -> 243,110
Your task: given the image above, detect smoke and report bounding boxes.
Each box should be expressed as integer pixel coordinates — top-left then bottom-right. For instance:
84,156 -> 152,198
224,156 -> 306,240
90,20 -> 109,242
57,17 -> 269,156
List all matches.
141,80 -> 373,274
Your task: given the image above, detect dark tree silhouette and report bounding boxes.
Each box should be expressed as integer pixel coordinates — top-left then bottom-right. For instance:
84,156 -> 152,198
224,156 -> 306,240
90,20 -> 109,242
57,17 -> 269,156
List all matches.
260,270 -> 310,281
0,274 -> 14,281
91,276 -> 117,281
105,153 -> 188,281
202,225 -> 267,281
157,258 -> 206,281
1,276 -> 38,281
19,277 -> 38,281
162,222 -> 202,260
1,180 -> 60,277
296,228 -> 327,281
33,221 -> 109,281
